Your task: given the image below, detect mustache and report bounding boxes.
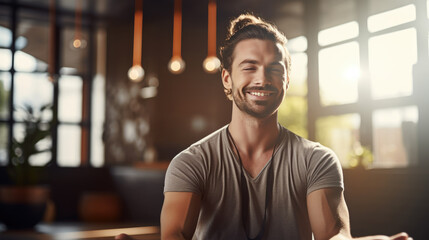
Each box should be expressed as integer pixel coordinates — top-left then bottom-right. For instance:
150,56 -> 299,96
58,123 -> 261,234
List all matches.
243,85 -> 278,92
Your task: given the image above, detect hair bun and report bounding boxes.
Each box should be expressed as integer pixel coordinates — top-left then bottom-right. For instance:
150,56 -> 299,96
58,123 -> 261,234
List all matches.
228,13 -> 263,36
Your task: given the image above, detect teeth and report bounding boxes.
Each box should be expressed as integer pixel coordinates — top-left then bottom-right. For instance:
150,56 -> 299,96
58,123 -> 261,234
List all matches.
250,92 -> 271,96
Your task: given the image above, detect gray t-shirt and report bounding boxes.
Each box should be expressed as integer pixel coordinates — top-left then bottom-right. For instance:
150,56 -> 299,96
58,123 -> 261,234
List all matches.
164,125 -> 344,240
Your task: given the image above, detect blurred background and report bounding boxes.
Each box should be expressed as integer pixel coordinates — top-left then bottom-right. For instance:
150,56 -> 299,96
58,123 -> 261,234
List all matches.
0,0 -> 428,238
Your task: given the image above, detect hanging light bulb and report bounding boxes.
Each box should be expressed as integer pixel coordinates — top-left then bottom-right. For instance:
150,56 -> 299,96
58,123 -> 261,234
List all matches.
128,0 -> 145,82
168,56 -> 185,74
203,0 -> 220,74
169,0 -> 185,74
71,0 -> 87,50
203,56 -> 220,73
128,64 -> 145,82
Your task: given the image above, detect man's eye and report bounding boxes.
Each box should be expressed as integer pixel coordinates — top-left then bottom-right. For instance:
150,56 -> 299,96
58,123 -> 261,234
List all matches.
243,67 -> 256,71
270,68 -> 283,73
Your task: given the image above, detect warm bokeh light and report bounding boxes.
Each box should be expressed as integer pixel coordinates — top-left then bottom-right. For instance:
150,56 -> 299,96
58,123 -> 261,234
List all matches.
127,64 -> 145,82
203,56 -> 220,73
71,39 -> 87,49
168,56 -> 185,74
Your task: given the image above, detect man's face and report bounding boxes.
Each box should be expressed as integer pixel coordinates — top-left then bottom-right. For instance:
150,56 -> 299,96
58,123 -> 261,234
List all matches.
222,39 -> 288,119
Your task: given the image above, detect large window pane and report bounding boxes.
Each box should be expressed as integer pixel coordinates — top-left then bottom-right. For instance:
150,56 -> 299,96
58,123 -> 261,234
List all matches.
373,106 -> 418,168
0,72 -> 11,119
0,124 -> 8,166
318,21 -> 359,46
319,42 -> 359,106
286,36 -> 307,53
14,50 -> 48,72
278,51 -> 308,138
59,75 -> 82,123
369,28 -> 417,99
368,4 -> 416,33
0,49 -> 12,71
91,74 -> 105,167
316,114 -> 361,168
13,73 -> 53,121
90,29 -> 106,167
58,124 -> 81,167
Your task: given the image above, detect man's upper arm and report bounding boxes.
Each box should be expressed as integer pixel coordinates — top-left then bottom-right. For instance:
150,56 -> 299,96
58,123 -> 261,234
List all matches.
161,192 -> 201,240
307,188 -> 351,240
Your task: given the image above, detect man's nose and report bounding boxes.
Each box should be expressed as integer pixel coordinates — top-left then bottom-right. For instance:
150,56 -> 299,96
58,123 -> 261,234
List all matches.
254,68 -> 271,86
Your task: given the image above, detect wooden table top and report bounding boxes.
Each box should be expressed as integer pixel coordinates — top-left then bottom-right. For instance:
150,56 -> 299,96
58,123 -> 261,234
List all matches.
0,222 -> 160,240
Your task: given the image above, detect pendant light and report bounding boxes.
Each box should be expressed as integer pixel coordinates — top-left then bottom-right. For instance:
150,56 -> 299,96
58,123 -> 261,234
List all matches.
168,0 -> 185,74
71,0 -> 87,49
48,0 -> 56,82
128,0 -> 145,82
203,0 -> 220,73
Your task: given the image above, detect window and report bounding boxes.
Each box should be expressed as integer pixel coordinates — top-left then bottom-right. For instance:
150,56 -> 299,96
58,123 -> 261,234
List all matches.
318,42 -> 360,106
309,0 -> 424,168
367,4 -> 416,32
0,3 -> 105,167
372,106 -> 418,168
278,36 -> 308,138
316,114 -> 360,168
369,28 -> 417,99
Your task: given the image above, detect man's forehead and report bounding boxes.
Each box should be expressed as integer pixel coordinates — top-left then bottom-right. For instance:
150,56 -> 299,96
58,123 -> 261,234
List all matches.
232,39 -> 286,65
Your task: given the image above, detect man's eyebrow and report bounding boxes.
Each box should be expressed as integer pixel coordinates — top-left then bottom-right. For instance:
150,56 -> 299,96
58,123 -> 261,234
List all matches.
238,59 -> 259,66
269,61 -> 285,67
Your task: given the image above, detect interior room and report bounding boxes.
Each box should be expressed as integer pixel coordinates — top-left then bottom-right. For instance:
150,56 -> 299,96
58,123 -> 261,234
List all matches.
0,0 -> 428,239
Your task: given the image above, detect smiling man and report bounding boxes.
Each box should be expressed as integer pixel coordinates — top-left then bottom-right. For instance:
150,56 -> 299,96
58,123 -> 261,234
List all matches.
116,13 -> 410,240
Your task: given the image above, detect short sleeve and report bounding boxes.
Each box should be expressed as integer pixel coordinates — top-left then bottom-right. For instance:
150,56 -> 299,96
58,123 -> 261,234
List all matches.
306,145 -> 344,195
164,149 -> 205,195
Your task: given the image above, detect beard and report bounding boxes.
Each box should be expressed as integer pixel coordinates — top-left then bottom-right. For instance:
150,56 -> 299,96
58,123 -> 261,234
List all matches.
231,80 -> 285,119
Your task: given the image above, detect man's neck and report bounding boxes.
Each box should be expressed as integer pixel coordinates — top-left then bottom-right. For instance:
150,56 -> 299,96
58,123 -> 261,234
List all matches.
228,107 -> 280,157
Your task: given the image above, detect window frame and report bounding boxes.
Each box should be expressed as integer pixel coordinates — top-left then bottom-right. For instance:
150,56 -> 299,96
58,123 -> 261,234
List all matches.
304,0 -> 428,168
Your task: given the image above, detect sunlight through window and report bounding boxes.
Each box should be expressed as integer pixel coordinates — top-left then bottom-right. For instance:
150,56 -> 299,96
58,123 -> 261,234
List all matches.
368,4 -> 416,32
0,49 -> 11,71
286,36 -> 307,52
278,36 -> 308,138
13,73 -> 53,121
319,42 -> 359,106
316,114 -> 361,168
369,28 -> 417,99
58,125 -> 81,167
59,76 -> 83,123
318,21 -> 359,46
373,106 -> 418,168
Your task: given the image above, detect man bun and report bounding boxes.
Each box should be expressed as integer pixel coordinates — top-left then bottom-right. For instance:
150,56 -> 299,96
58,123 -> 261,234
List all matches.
228,14 -> 263,38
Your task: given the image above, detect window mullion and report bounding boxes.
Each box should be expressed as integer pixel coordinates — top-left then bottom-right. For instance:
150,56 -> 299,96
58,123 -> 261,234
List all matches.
356,0 -> 373,150
304,0 -> 320,141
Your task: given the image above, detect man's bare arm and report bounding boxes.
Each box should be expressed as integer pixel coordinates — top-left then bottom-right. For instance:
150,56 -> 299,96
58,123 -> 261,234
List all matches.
160,192 -> 201,240
307,188 -> 411,240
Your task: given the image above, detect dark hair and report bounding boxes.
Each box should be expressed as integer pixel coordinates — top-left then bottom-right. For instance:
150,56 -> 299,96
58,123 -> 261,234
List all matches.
219,13 -> 291,98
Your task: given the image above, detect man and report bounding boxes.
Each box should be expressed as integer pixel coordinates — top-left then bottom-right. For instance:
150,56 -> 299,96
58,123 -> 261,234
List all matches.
117,14 -> 411,240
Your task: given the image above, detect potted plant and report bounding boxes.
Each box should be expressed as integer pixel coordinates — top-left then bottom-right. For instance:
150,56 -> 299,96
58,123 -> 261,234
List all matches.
0,104 -> 53,229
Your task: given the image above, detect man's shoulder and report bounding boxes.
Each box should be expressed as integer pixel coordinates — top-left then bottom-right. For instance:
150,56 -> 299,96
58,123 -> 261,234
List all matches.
174,125 -> 228,160
279,125 -> 332,155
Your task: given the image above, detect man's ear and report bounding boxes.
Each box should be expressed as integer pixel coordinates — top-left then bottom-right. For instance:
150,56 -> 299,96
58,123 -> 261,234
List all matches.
286,75 -> 290,90
222,69 -> 232,90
